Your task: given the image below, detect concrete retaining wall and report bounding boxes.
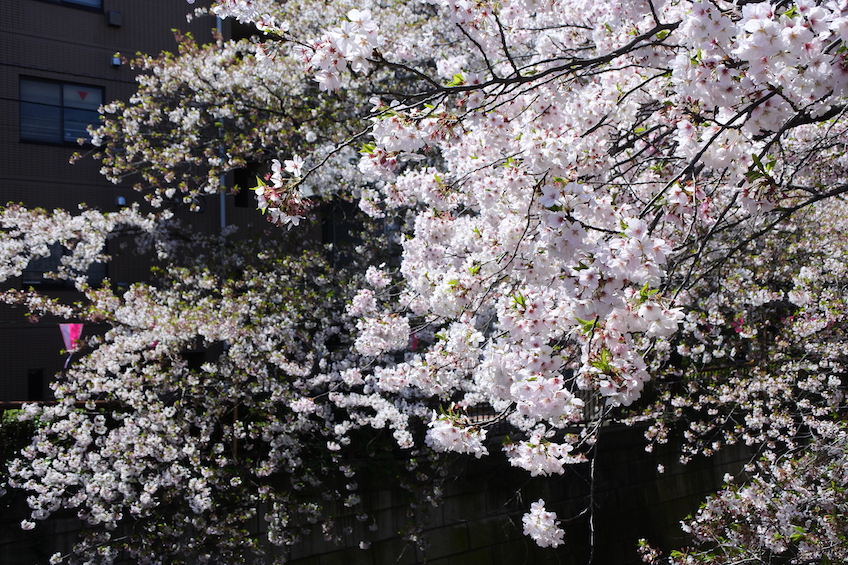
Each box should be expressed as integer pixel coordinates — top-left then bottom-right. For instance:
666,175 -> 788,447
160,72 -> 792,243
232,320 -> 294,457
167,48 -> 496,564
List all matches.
285,423 -> 751,565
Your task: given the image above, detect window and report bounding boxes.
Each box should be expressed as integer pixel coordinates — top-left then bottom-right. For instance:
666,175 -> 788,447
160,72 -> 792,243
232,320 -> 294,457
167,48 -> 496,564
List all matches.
27,369 -> 44,401
22,243 -> 107,289
36,0 -> 102,10
321,200 -> 364,268
233,164 -> 266,208
230,19 -> 260,41
20,78 -> 103,144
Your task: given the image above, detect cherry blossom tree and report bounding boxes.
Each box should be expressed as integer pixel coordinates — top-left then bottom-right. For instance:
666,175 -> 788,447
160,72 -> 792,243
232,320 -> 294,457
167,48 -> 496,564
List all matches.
635,194 -> 848,564
7,0 -> 848,562
1,205 -> 447,564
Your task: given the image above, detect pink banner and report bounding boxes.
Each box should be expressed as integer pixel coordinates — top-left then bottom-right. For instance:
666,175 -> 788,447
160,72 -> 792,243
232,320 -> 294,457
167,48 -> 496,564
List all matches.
60,323 -> 84,369
59,323 -> 84,353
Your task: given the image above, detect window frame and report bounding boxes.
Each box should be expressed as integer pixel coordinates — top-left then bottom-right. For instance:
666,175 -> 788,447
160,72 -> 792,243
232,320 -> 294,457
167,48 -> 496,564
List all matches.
19,76 -> 104,146
33,0 -> 103,12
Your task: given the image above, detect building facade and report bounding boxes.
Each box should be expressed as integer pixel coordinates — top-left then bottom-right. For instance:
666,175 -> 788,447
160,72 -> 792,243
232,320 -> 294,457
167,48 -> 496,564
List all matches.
0,0 -> 239,400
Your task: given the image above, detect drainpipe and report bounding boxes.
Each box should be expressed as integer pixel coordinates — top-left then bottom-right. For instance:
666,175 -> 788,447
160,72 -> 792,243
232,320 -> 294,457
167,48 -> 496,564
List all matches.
217,15 -> 227,233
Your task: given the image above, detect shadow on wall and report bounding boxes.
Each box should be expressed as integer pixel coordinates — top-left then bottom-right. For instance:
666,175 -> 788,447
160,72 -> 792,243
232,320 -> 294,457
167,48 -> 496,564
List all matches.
284,422 -> 751,565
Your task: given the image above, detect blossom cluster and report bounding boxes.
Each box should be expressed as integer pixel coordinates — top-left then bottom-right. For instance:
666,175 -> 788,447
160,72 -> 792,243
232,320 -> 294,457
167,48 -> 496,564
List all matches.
297,9 -> 382,91
522,500 -> 565,549
504,426 -> 586,476
643,427 -> 848,565
424,412 -> 488,459
254,157 -> 310,226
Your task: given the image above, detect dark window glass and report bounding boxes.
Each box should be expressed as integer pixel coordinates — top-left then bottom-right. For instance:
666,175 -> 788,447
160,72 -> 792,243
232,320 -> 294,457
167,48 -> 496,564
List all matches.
234,165 -> 263,208
22,242 -> 107,289
27,369 -> 44,401
20,78 -> 103,144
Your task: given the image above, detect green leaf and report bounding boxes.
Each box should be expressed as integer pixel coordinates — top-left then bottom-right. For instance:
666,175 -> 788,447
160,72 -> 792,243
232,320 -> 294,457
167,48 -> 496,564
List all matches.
691,48 -> 702,64
745,170 -> 763,183
575,317 -> 597,336
446,73 -> 465,87
590,348 -> 614,373
511,292 -> 527,308
765,156 -> 776,173
639,283 -> 660,301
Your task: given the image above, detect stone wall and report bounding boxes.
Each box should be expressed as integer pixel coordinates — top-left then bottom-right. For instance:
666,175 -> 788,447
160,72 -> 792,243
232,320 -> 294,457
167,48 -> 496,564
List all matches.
0,423 -> 752,565
284,423 -> 751,565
